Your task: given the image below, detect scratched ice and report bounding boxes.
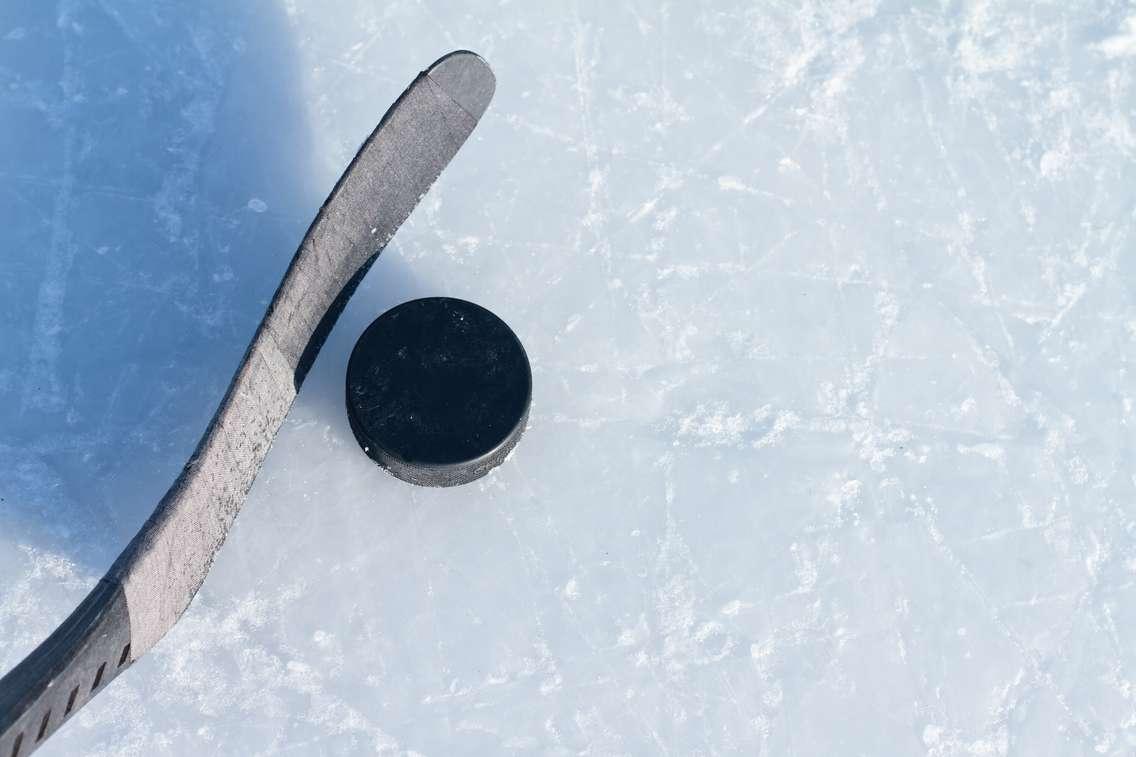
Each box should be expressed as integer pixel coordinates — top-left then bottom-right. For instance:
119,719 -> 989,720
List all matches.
2,2 -> 1135,755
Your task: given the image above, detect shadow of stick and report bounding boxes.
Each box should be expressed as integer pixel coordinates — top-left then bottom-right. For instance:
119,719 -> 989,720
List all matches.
0,2 -> 427,663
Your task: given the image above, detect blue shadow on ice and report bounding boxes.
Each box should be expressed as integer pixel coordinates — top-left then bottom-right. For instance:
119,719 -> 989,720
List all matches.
0,1 -> 418,575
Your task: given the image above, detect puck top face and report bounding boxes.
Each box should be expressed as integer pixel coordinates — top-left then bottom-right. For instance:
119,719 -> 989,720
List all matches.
346,297 -> 531,487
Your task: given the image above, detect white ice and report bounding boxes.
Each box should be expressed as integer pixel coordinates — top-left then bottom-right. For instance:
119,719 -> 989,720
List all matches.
1,1 -> 1135,755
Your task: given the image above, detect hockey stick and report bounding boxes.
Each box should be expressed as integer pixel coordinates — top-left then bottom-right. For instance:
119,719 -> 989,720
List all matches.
0,50 -> 494,756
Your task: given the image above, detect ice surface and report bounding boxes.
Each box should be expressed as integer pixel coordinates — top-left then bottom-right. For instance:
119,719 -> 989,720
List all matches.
1,1 -> 1135,754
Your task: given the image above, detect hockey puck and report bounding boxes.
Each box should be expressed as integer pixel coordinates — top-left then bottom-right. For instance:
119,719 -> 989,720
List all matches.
346,297 -> 531,487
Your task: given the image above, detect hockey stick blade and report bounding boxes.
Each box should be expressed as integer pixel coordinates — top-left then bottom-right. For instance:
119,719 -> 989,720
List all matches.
0,50 -> 494,755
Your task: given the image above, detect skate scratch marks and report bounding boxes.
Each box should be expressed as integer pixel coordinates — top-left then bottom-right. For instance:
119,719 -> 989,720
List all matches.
20,6 -> 79,417
414,0 -> 457,49
571,9 -> 611,264
911,494 -> 1104,749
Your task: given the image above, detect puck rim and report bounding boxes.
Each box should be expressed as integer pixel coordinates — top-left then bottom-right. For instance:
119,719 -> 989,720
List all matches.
345,296 -> 531,487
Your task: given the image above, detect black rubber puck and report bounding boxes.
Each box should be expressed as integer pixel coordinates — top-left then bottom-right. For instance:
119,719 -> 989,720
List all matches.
346,297 -> 532,487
